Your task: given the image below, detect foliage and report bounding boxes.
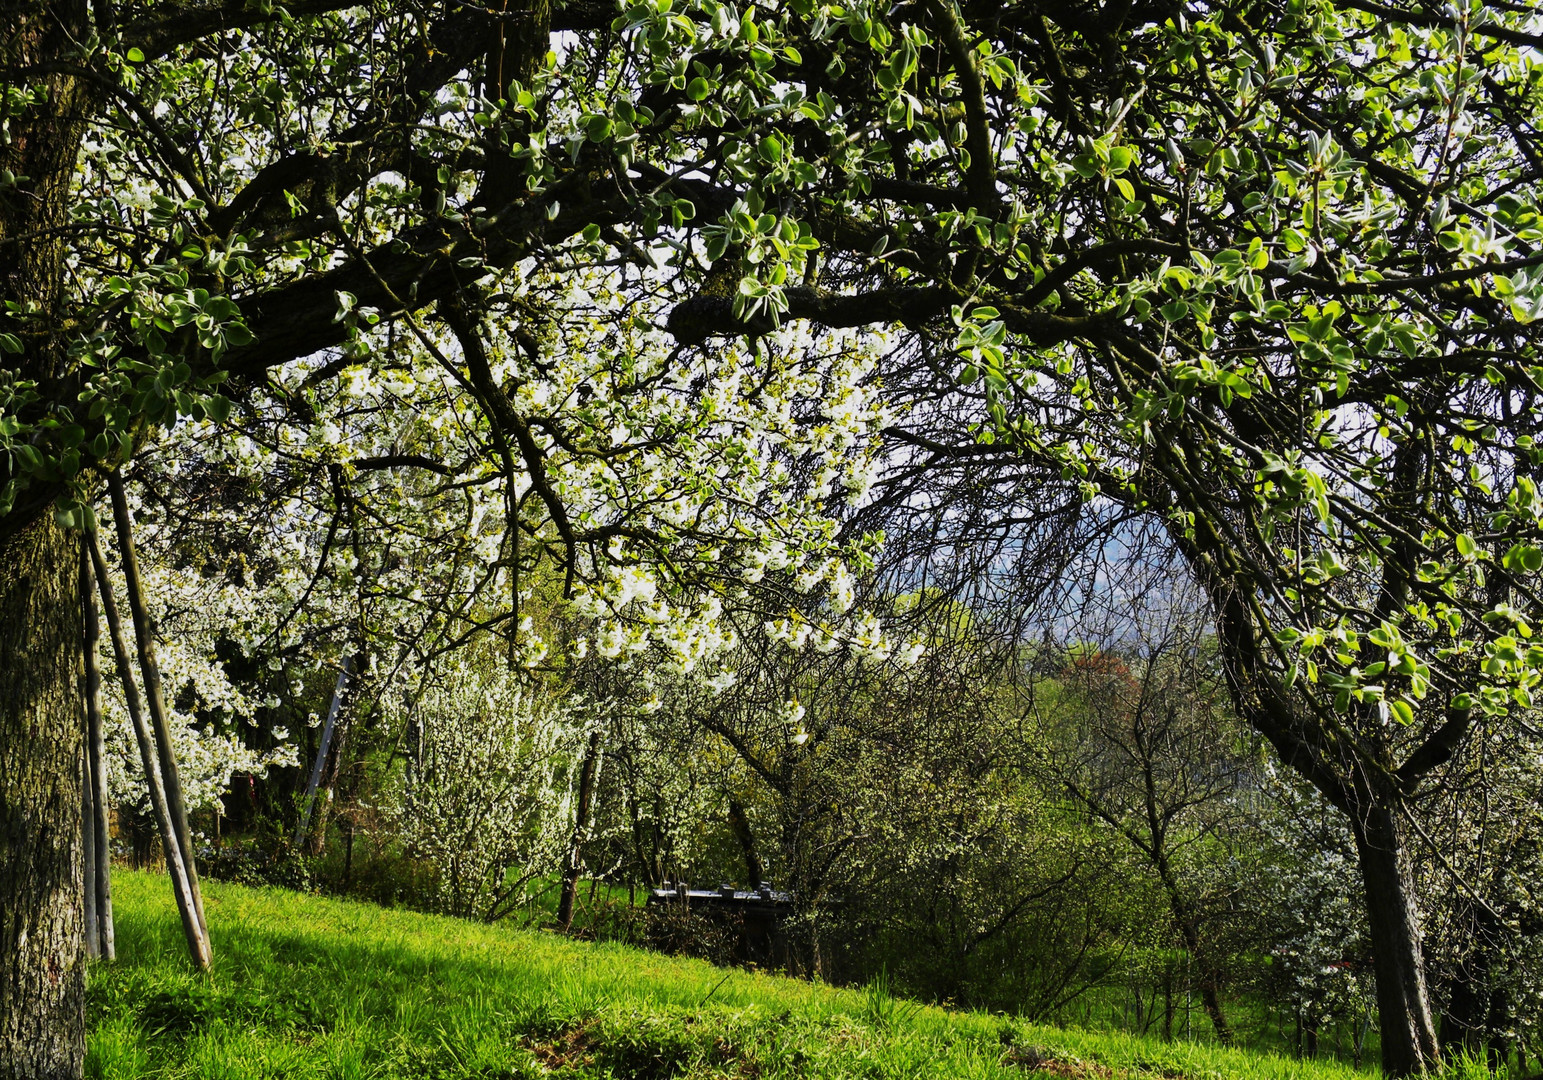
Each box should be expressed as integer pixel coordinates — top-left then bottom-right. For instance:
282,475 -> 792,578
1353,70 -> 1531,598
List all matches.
92,496 -> 298,815
1250,776 -> 1375,1059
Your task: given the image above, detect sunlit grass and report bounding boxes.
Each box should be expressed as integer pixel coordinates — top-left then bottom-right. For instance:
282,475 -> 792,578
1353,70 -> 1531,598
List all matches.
88,870 -> 1376,1079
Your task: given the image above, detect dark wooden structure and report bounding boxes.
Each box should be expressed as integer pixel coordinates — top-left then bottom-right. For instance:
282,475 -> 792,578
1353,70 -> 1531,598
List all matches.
646,882 -> 793,968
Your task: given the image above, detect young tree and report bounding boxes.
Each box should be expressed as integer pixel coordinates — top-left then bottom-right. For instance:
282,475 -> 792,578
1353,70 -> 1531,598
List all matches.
393,656 -> 579,921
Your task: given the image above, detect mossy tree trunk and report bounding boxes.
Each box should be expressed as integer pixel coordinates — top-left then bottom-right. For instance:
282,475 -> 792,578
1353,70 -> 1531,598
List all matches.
0,0 -> 95,1073
0,517 -> 86,1079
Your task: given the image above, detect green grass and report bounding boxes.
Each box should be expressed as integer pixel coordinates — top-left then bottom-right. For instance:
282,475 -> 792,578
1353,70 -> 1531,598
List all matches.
89,870 -> 1376,1080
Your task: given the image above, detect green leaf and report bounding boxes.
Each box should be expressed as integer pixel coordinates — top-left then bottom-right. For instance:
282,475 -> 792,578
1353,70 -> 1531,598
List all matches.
1502,543 -> 1543,573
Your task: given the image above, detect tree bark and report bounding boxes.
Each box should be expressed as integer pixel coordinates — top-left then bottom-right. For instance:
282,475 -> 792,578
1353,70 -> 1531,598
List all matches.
557,729 -> 602,931
0,516 -> 85,1079
1,2 -> 96,1068
1353,796 -> 1440,1076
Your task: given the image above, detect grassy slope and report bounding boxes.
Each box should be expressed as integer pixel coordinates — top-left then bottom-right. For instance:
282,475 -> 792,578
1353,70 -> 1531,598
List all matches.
89,871 -> 1372,1080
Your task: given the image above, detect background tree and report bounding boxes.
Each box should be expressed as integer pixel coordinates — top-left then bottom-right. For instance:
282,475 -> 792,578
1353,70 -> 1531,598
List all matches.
1035,588 -> 1250,1045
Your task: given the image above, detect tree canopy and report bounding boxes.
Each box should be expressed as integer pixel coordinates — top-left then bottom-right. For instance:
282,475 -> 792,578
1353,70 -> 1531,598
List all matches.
4,0 -> 1543,1074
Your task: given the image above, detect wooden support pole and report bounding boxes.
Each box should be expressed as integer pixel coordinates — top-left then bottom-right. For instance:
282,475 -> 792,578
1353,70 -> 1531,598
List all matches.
80,541 -> 115,960
107,472 -> 207,940
81,739 -> 98,959
88,532 -> 209,970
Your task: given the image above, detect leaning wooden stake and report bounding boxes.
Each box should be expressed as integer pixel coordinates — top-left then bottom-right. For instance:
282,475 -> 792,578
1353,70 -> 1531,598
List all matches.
108,472 -> 208,940
80,541 -> 115,960
88,532 -> 209,970
82,738 -> 99,958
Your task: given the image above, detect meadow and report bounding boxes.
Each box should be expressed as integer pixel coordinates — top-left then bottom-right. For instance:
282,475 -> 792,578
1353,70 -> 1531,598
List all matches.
89,870 -> 1377,1080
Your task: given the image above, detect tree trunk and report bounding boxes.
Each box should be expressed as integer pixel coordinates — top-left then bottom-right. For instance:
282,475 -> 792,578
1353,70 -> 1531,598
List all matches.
726,796 -> 763,888
1353,797 -> 1440,1076
1437,897 -> 1506,1058
1163,971 -> 1174,1042
557,729 -> 602,931
297,655 -> 352,850
1150,845 -> 1233,1046
1,2 -> 96,1068
0,516 -> 86,1079
126,809 -> 156,869
1189,946 -> 1232,1045
1192,536 -> 1441,1077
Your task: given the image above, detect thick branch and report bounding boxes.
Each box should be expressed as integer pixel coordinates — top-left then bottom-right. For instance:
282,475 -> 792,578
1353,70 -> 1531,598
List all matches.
923,0 -> 1001,218
1395,705 -> 1475,790
221,165 -> 620,378
1331,0 -> 1543,48
126,0 -> 617,59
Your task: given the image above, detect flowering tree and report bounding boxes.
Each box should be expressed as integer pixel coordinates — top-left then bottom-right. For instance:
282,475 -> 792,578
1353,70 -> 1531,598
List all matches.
1255,774 -> 1377,1063
90,497 -> 299,819
392,656 -> 580,921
